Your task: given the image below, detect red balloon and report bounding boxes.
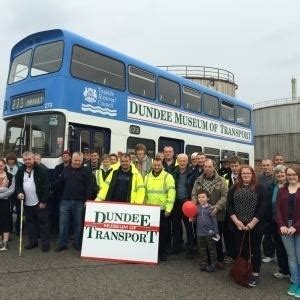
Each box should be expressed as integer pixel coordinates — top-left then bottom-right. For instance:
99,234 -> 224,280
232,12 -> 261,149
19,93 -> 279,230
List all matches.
182,201 -> 197,218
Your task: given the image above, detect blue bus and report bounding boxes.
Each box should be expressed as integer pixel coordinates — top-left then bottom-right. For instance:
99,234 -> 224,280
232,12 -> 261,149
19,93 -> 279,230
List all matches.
2,29 -> 253,168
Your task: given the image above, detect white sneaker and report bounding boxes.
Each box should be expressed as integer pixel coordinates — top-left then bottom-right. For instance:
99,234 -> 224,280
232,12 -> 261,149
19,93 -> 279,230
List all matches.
0,241 -> 8,251
273,272 -> 290,279
262,257 -> 274,263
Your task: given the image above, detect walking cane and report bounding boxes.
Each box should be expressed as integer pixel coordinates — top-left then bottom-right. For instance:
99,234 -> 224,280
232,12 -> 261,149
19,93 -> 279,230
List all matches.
19,195 -> 24,257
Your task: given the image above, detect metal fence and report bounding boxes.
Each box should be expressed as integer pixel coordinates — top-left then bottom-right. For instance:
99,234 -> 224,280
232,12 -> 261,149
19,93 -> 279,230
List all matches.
252,97 -> 300,109
157,65 -> 235,84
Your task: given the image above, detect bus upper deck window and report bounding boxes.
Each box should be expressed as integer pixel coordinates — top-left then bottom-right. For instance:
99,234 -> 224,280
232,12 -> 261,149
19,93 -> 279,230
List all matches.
236,106 -> 251,127
31,41 -> 64,77
203,94 -> 220,118
158,77 -> 180,107
8,49 -> 32,84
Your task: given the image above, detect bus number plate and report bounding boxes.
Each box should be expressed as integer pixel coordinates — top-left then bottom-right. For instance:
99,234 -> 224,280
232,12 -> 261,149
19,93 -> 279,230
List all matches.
129,125 -> 140,135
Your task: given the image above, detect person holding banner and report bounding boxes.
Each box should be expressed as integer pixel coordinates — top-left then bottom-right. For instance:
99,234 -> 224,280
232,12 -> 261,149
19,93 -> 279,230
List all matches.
144,158 -> 176,261
97,153 -> 144,203
54,152 -> 93,252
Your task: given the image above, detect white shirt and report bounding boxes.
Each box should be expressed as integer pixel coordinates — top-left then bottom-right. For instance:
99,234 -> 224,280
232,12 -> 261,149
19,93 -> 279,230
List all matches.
231,173 -> 238,184
23,170 -> 39,206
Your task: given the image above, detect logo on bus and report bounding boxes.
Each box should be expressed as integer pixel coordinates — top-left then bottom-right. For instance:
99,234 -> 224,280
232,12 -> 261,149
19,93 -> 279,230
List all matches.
81,87 -> 117,117
83,87 -> 97,103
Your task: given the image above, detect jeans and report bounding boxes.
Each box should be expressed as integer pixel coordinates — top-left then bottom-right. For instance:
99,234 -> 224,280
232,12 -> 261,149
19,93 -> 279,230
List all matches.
281,235 -> 300,284
59,200 -> 85,249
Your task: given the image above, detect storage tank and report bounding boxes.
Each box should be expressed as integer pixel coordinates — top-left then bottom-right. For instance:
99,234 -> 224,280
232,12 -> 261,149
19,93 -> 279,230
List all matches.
158,65 -> 238,97
253,98 -> 300,163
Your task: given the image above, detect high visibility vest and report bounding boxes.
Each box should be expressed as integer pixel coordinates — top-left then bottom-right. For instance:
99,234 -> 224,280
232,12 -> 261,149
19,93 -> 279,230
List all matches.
144,170 -> 176,213
97,167 -> 145,204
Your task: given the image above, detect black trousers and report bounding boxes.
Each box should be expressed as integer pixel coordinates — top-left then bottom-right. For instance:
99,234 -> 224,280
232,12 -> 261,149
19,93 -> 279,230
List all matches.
234,228 -> 263,273
159,211 -> 171,256
262,221 -> 276,258
271,220 -> 290,275
0,199 -> 10,233
24,204 -> 50,246
223,212 -> 237,258
171,200 -> 196,251
216,221 -> 225,262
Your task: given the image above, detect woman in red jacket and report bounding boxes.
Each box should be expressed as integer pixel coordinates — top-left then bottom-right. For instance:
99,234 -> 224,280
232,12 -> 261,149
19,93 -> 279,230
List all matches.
277,166 -> 300,297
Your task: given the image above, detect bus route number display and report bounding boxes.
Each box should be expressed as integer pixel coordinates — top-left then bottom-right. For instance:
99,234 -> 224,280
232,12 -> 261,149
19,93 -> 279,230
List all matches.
11,92 -> 44,111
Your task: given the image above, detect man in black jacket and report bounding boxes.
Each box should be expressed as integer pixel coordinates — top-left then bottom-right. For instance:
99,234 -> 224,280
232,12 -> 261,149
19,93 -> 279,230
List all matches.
15,151 -> 50,252
171,153 -> 198,258
55,152 -> 93,252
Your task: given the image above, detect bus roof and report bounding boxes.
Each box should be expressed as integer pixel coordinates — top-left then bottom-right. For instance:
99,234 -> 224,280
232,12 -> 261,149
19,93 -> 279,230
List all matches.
11,28 -> 251,110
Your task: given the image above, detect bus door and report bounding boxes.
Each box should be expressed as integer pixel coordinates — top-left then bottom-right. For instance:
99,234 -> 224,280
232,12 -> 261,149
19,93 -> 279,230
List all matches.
68,124 -> 110,155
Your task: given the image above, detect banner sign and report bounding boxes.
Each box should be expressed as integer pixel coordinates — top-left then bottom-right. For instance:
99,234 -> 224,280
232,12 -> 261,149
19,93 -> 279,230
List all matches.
127,97 -> 252,143
81,201 -> 160,264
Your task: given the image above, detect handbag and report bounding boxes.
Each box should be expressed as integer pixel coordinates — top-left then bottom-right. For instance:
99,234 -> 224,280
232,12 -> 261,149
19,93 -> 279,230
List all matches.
229,230 -> 252,287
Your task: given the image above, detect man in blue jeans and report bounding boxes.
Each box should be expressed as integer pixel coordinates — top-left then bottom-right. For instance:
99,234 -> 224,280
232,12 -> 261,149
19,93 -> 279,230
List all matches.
55,152 -> 93,252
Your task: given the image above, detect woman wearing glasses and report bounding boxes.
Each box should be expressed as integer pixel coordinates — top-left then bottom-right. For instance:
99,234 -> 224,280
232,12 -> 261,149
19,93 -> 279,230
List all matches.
227,166 -> 267,287
277,167 -> 300,297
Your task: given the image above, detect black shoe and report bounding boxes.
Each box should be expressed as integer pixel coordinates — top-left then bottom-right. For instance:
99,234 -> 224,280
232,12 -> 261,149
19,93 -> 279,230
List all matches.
73,245 -> 81,252
186,251 -> 196,260
55,245 -> 68,252
42,244 -> 50,252
159,254 -> 167,261
206,265 -> 216,273
248,275 -> 259,287
200,263 -> 207,271
166,247 -> 184,255
25,242 -> 38,250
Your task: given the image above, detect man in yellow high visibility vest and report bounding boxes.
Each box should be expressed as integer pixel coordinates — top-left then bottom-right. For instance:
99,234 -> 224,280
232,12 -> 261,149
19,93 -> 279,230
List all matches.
96,153 -> 144,203
144,158 -> 176,261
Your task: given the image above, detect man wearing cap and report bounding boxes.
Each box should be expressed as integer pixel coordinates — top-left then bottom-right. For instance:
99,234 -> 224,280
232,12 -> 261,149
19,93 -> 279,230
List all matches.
82,148 -> 91,167
219,156 -> 231,177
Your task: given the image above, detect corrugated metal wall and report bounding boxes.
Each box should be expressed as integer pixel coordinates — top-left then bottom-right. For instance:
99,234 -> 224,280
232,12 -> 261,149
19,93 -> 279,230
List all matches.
253,103 -> 300,162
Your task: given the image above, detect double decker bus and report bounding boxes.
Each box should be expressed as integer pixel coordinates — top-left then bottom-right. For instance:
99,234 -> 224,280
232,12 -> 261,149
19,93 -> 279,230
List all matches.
2,29 -> 253,169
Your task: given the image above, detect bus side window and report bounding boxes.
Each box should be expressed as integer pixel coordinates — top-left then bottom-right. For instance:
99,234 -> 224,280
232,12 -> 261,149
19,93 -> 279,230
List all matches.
204,147 -> 220,167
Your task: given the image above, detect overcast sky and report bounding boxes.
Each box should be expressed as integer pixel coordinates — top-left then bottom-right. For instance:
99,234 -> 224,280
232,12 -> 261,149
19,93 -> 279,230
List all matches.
1,0 -> 299,137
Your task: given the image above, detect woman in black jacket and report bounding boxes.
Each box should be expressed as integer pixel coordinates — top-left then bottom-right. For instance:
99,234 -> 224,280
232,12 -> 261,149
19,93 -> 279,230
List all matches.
0,158 -> 15,251
227,165 -> 267,287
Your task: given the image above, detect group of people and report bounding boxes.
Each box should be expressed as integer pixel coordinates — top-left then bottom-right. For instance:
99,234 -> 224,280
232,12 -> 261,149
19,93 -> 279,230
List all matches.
0,146 -> 300,295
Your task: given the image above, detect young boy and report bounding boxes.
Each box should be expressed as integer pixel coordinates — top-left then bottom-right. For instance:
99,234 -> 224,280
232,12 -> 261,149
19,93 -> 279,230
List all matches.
192,190 -> 219,272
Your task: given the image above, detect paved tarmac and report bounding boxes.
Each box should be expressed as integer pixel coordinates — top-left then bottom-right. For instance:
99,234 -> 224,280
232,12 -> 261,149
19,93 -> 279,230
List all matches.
0,235 -> 292,300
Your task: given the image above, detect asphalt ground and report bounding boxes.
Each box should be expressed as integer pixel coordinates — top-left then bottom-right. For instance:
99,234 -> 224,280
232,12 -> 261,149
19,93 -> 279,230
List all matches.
0,235 -> 292,300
